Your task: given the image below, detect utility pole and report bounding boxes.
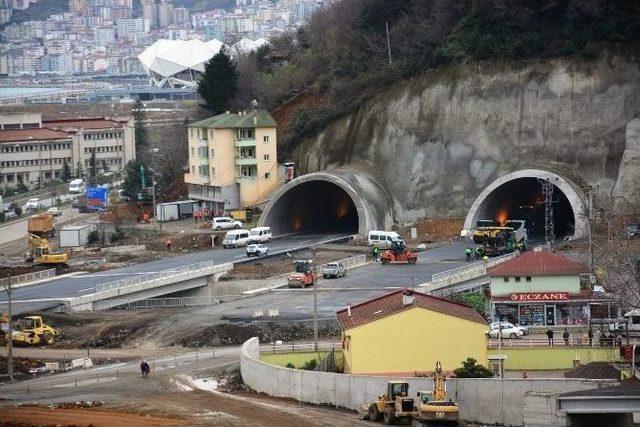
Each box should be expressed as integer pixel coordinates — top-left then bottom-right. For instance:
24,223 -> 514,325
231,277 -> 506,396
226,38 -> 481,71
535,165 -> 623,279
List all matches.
312,246 -> 318,352
385,21 -> 392,64
3,282 -> 13,382
539,178 -> 555,249
49,141 -> 54,206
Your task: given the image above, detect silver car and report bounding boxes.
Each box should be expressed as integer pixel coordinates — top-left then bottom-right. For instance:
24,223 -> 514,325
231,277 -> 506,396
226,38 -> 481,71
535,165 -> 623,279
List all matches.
322,262 -> 346,279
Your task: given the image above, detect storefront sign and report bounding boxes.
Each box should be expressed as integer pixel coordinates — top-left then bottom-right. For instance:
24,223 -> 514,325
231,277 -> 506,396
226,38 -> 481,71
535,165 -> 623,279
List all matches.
510,292 -> 569,301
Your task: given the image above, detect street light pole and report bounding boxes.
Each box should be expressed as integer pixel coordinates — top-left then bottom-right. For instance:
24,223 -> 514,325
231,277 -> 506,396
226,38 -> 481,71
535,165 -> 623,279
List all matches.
150,148 -> 162,232
49,141 -> 54,206
312,246 -> 318,352
3,283 -> 13,382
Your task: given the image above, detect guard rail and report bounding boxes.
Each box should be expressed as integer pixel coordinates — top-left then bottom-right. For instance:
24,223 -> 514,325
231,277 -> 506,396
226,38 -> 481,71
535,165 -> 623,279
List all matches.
430,251 -> 520,286
0,268 -> 56,288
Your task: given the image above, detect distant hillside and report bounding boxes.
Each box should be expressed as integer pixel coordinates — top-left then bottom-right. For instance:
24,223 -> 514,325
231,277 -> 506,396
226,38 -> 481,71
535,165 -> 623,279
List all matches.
9,0 -> 68,24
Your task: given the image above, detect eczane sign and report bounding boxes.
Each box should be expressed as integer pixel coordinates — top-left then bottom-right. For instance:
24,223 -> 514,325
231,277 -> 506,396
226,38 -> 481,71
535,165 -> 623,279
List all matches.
509,292 -> 569,301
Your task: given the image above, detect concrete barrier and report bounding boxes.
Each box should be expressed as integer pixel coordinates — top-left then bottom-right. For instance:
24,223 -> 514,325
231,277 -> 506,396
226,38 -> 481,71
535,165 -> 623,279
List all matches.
241,337 -> 618,426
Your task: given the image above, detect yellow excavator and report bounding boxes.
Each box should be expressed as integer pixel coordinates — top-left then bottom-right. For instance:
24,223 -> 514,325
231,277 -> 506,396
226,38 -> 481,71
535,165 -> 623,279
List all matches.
8,315 -> 59,346
25,233 -> 68,266
414,362 -> 459,426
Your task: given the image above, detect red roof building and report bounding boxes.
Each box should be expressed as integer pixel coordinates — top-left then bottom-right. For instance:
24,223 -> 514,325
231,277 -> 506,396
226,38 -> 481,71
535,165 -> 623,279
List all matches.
487,250 -> 589,277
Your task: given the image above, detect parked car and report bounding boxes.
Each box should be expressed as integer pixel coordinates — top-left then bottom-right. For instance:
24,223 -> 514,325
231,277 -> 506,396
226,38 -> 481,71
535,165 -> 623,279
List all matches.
487,322 -> 525,339
322,262 -> 347,279
490,321 -> 531,335
246,244 -> 269,257
47,206 -> 62,217
212,216 -> 243,231
25,198 -> 42,212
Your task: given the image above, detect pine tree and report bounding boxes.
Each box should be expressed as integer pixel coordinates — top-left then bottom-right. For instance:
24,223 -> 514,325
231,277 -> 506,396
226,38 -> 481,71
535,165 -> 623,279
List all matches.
89,150 -> 97,185
132,99 -> 147,161
197,47 -> 238,113
76,162 -> 83,179
61,159 -> 71,182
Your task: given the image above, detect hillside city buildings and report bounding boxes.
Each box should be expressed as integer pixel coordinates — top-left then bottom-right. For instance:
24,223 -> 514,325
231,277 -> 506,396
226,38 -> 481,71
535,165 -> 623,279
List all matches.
0,113 -> 135,189
0,0 -> 329,77
184,110 -> 278,211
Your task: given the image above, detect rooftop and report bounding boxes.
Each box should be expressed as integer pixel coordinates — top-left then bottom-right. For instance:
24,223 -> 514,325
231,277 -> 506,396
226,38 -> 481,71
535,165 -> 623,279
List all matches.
0,128 -> 71,143
559,378 -> 639,398
564,362 -> 622,380
487,250 -> 589,277
189,109 -> 276,129
336,288 -> 487,330
43,118 -> 127,130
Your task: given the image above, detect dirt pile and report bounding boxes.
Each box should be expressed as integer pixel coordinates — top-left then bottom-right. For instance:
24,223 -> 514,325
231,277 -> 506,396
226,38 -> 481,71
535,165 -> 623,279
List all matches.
175,320 -> 341,347
401,217 -> 465,243
0,265 -> 51,279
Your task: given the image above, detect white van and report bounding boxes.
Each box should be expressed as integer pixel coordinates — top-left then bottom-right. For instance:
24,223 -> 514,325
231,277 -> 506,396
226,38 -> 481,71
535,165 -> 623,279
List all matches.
611,309 -> 640,336
249,226 -> 272,243
368,230 -> 400,249
68,179 -> 85,194
223,229 -> 250,248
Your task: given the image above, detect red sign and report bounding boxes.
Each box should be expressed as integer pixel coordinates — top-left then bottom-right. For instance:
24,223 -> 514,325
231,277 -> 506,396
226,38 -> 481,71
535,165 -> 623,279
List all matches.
510,292 -> 568,301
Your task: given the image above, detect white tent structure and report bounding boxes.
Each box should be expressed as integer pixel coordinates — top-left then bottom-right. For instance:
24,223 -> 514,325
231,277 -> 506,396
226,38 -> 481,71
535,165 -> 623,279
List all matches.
138,38 -> 226,89
230,37 -> 271,56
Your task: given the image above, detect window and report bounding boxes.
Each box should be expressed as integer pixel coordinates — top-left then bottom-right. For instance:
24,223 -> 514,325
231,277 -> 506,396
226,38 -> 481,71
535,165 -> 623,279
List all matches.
525,277 -> 531,282
263,154 -> 270,161
264,172 -> 270,179
191,165 -> 195,174
210,148 -> 215,158
515,277 -> 521,282
237,128 -> 254,140
191,147 -> 194,156
190,129 -> 194,138
211,167 -> 215,176
503,277 -> 509,282
263,135 -> 269,143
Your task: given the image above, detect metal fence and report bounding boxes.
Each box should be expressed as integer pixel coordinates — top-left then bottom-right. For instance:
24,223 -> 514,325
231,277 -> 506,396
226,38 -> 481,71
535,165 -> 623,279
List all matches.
0,268 -> 56,288
121,296 -> 219,309
259,342 -> 342,354
94,260 -> 232,294
487,336 -> 640,348
430,252 -> 520,286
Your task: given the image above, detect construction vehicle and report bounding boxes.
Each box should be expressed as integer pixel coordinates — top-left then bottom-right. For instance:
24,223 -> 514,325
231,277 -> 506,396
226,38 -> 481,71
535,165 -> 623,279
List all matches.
362,381 -> 416,424
287,260 -> 317,288
27,213 -> 55,238
413,362 -> 459,426
25,233 -> 68,265
472,226 -> 517,257
8,315 -> 58,346
380,239 -> 417,264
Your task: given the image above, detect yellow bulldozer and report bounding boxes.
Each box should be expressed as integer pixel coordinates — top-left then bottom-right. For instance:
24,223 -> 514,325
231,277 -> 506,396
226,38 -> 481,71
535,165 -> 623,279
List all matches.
5,315 -> 59,346
414,362 -> 459,426
25,233 -> 68,266
363,381 -> 416,424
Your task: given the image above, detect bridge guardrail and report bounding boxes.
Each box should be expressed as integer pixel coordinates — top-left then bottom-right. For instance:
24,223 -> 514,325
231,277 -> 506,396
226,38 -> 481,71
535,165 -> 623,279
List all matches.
122,296 -> 218,308
0,268 -> 56,288
429,252 -> 519,288
94,260 -> 230,294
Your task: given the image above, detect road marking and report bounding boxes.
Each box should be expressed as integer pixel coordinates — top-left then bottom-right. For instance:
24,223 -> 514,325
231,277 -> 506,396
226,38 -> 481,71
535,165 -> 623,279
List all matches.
77,287 -> 95,293
233,254 -> 246,259
72,272 -> 162,278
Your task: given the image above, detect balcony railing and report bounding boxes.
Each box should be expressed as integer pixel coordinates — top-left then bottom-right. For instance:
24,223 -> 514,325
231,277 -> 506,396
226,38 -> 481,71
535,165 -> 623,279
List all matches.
235,156 -> 257,165
235,138 -> 256,148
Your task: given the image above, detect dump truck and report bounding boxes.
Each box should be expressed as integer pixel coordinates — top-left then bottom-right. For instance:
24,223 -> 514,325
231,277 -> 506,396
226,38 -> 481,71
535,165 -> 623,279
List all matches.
413,362 -> 459,426
380,239 -> 418,264
25,233 -> 68,266
8,315 -> 58,346
361,381 -> 416,424
472,226 -> 517,257
287,260 -> 317,288
27,213 -> 55,238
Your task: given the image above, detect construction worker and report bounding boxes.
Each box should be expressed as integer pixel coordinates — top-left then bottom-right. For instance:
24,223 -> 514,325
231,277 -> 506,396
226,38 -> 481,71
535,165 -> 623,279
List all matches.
474,246 -> 482,260
465,247 -> 472,262
482,255 -> 489,265
372,245 -> 380,262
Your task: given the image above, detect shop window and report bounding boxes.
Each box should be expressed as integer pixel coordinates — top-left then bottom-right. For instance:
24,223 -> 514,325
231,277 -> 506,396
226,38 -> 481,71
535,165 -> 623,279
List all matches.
525,277 -> 531,282
515,277 -> 521,282
503,277 -> 509,283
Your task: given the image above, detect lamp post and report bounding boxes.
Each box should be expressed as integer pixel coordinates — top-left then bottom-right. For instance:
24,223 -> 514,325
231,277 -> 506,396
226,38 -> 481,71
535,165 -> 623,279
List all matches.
150,148 -> 162,232
312,245 -> 318,352
2,282 -> 13,382
48,140 -> 55,206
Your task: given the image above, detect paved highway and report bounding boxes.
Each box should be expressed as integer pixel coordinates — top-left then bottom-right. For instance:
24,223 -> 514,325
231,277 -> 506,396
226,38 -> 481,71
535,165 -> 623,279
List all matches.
0,233 -> 348,313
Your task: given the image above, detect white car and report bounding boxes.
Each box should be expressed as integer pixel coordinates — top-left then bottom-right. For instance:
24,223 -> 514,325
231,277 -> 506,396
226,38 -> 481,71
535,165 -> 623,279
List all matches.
211,216 -> 243,231
487,322 -> 525,339
25,198 -> 42,211
490,321 -> 531,335
47,206 -> 62,217
246,244 -> 269,257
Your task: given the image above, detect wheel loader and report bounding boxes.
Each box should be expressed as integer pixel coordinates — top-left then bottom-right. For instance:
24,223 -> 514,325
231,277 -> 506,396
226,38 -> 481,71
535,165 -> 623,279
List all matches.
380,239 -> 417,264
361,381 -> 416,424
412,362 -> 459,426
8,315 -> 58,346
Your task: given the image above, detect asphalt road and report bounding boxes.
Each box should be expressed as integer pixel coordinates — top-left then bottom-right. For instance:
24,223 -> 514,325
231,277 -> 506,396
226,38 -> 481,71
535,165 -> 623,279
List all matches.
190,240 -> 471,322
0,233 -> 348,313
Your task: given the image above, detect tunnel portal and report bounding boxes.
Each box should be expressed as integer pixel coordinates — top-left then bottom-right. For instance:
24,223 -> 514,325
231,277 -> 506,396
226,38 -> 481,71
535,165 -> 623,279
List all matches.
475,177 -> 575,238
262,180 -> 359,235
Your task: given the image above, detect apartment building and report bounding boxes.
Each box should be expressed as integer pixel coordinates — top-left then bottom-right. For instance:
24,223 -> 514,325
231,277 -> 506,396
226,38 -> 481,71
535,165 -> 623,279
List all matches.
0,114 -> 135,189
184,110 -> 278,212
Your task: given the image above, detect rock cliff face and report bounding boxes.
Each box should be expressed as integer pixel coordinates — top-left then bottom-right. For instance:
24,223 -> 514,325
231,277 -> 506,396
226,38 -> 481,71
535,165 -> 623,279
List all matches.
294,53 -> 640,224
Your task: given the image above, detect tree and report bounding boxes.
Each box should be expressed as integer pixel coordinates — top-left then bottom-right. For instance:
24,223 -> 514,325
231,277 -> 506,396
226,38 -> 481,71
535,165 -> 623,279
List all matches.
88,150 -> 97,186
132,99 -> 148,161
198,47 -> 238,113
122,160 -> 150,199
61,159 -> 71,182
453,358 -> 494,378
451,292 -> 487,316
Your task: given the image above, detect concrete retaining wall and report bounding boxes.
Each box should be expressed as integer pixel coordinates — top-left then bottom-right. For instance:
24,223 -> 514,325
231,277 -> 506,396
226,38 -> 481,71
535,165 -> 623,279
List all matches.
241,337 -> 617,426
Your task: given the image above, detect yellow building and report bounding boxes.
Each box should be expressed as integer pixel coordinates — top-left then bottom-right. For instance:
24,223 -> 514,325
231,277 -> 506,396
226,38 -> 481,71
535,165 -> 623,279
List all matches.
338,289 -> 488,376
184,110 -> 279,212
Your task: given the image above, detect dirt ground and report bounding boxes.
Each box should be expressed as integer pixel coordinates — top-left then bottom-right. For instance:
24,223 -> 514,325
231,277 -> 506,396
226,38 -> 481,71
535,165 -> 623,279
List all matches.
401,217 -> 465,243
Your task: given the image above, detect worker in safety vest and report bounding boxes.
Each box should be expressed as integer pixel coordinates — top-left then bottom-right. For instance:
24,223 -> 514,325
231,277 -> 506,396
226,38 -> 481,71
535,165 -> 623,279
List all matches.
372,245 -> 380,262
465,247 -> 472,262
474,246 -> 483,260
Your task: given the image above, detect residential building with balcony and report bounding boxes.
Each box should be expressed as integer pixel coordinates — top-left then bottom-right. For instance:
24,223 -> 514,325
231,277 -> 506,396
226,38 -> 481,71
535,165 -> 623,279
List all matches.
184,109 -> 278,213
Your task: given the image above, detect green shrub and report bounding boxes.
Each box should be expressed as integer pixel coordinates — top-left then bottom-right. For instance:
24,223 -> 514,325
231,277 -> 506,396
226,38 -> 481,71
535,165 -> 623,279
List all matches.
13,206 -> 22,217
302,359 -> 317,371
87,230 -> 100,244
285,362 -> 295,369
110,229 -> 125,243
453,358 -> 494,378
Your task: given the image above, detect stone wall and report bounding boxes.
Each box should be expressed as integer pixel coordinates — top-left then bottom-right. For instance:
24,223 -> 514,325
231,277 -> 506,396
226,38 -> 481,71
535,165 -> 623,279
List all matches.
241,337 -> 618,426
294,52 -> 640,224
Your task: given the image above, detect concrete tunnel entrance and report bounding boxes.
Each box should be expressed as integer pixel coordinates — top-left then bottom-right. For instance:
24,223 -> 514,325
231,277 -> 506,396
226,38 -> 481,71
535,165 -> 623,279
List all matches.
464,170 -> 589,240
259,170 -> 394,236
